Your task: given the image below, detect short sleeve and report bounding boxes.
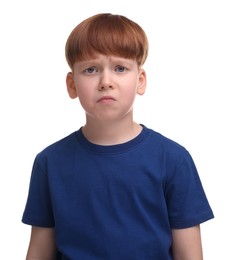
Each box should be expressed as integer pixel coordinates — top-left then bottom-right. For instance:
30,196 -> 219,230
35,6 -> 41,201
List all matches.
165,151 -> 214,229
22,154 -> 55,227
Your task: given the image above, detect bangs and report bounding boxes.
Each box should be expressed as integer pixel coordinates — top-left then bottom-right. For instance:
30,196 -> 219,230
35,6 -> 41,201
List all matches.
65,14 -> 148,69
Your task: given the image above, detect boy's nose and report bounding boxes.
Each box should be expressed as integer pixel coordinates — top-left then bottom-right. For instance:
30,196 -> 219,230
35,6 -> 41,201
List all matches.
98,84 -> 114,91
98,71 -> 114,91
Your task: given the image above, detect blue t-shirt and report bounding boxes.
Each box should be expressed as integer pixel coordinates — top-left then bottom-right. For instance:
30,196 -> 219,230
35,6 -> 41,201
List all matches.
22,125 -> 214,259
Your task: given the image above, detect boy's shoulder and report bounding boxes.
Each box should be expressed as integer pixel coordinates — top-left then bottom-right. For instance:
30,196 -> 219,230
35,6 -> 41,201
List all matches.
144,126 -> 192,164
146,126 -> 188,152
37,130 -> 78,158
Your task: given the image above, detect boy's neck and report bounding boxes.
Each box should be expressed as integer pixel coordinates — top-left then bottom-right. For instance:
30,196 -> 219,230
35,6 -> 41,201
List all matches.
82,119 -> 142,146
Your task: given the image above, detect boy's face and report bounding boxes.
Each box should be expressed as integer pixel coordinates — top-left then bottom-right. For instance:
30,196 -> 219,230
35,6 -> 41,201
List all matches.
66,53 -> 146,122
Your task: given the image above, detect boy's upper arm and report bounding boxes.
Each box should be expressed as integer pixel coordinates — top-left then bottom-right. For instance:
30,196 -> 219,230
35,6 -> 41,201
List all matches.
26,226 -> 56,260
172,225 -> 203,260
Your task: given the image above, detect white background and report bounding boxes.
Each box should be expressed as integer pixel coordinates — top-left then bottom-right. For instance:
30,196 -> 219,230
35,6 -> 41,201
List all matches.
0,0 -> 230,258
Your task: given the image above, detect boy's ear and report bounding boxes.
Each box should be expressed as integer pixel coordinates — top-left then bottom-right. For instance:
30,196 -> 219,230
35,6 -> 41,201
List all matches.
137,69 -> 147,96
66,72 -> 78,99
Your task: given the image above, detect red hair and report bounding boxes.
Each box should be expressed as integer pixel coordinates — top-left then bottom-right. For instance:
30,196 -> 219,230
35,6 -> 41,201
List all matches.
65,13 -> 148,69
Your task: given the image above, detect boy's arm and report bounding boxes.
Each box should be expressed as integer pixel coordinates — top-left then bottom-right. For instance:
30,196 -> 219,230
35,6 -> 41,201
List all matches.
26,226 -> 56,260
172,225 -> 203,260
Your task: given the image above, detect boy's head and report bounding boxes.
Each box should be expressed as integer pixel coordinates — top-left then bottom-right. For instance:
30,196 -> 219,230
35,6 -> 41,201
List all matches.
65,13 -> 149,70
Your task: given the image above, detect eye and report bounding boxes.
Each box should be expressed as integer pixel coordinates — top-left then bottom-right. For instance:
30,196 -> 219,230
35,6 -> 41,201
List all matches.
115,65 -> 127,73
84,67 -> 97,74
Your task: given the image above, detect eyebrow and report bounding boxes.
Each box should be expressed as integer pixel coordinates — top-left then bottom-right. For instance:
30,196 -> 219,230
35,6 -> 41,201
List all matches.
108,56 -> 134,64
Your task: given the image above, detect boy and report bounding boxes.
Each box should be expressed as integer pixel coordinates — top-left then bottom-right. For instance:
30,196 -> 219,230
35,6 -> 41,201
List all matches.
22,13 -> 214,259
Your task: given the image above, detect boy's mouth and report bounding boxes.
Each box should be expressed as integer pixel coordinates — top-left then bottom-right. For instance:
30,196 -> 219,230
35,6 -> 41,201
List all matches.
97,96 -> 116,103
